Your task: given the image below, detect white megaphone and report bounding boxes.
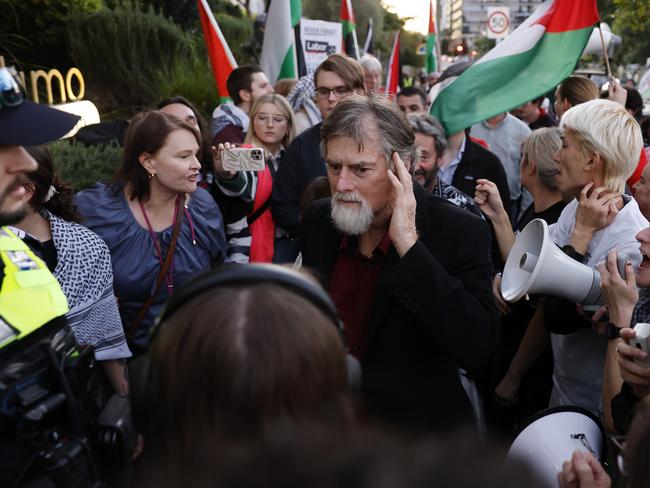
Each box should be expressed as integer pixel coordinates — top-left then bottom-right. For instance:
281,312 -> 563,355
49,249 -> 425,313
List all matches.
500,219 -> 626,306
508,406 -> 604,488
582,23 -> 621,57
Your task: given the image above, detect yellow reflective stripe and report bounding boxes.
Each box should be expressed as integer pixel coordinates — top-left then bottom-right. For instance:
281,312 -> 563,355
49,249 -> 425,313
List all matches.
0,227 -> 68,346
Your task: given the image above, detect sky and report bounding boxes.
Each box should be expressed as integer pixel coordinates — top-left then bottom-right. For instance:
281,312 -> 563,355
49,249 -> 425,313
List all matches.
381,0 -> 431,35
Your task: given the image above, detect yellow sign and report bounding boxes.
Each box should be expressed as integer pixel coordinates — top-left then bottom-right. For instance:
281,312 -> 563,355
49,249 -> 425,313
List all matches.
0,56 -> 86,105
30,68 -> 85,104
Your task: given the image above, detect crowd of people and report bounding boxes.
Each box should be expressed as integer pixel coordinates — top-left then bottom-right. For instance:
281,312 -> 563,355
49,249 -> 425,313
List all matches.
2,49 -> 650,487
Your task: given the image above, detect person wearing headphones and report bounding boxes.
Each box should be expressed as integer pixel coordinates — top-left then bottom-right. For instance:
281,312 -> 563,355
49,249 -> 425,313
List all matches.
132,264 -> 357,483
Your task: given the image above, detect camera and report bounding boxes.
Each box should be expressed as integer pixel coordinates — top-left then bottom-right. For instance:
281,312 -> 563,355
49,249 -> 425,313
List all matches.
0,318 -> 134,487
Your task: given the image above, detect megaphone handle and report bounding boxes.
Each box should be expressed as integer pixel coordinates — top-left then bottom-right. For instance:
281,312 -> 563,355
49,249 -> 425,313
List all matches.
616,253 -> 628,279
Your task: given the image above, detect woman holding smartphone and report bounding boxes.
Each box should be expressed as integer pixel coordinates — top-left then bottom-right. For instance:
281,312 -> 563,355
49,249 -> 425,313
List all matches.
75,111 -> 227,353
222,94 -> 296,263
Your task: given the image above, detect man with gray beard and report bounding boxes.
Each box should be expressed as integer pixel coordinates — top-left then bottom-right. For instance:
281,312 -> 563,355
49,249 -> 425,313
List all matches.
300,95 -> 499,433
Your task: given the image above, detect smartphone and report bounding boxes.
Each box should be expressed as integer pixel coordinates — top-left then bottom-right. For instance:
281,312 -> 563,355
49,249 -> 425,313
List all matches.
632,323 -> 650,367
221,147 -> 265,172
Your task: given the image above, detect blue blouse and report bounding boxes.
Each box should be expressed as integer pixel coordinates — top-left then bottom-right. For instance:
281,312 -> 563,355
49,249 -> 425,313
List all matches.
75,183 -> 227,350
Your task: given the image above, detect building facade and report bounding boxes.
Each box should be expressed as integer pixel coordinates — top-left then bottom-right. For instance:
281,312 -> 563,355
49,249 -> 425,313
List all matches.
444,0 -> 543,51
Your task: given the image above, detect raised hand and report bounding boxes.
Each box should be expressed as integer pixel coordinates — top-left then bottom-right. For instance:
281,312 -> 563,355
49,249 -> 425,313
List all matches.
607,78 -> 628,107
211,142 -> 237,180
475,178 -> 507,222
597,250 -> 637,327
387,152 -> 418,257
617,328 -> 650,398
570,183 -> 622,254
575,183 -> 621,234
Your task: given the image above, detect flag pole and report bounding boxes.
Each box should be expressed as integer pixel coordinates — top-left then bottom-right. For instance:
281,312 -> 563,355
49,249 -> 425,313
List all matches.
597,22 -> 612,79
434,2 -> 442,71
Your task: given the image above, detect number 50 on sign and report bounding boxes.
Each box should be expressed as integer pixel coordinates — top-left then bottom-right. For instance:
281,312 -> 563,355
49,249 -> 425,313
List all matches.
486,7 -> 510,39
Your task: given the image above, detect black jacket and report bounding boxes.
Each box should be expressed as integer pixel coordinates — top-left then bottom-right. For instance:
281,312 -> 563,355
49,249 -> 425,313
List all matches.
271,123 -> 325,235
300,184 -> 499,432
452,139 -> 512,217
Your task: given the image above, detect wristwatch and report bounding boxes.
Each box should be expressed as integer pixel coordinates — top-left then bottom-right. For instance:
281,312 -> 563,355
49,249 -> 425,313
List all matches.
604,322 -> 622,340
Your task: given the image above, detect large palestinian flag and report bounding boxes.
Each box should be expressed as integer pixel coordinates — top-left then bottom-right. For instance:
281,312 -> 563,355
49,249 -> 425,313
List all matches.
431,0 -> 599,135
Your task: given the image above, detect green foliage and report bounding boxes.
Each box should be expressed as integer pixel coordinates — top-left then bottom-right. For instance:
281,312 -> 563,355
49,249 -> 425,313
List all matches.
0,0 -> 102,70
473,37 -> 496,57
401,31 -> 424,68
103,0 -> 243,29
612,22 -> 650,65
383,11 -> 405,32
48,140 -> 122,191
215,11 -> 255,65
612,0 -> 650,32
67,2 -> 193,115
596,0 -> 650,65
155,42 -> 218,120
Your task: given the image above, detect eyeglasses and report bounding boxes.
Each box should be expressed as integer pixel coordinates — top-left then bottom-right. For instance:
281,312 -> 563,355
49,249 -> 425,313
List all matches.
315,86 -> 352,99
254,113 -> 288,124
0,67 -> 24,109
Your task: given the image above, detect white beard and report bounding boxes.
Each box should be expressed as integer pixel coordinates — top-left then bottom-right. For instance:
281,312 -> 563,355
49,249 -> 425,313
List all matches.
330,191 -> 374,235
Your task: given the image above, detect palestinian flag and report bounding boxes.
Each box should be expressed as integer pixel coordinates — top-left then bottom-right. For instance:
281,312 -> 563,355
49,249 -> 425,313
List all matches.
261,0 -> 298,84
431,0 -> 599,135
197,0 -> 237,103
385,31 -> 401,96
426,0 -> 438,73
340,0 -> 360,61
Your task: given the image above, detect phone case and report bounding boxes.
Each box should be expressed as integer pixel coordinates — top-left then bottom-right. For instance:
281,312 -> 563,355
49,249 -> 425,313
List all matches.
222,148 -> 265,172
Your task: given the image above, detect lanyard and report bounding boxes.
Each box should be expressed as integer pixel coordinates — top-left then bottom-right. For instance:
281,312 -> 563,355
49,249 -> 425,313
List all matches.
138,196 -> 180,296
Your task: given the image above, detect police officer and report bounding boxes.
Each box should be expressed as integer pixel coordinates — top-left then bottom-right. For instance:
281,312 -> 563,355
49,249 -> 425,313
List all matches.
0,66 -> 100,486
0,64 -> 79,349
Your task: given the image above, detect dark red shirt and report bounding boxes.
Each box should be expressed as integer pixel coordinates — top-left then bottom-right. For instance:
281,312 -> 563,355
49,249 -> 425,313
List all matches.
329,232 -> 391,360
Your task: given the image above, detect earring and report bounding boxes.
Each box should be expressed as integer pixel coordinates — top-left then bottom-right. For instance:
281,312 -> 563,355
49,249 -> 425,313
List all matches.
149,172 -> 155,179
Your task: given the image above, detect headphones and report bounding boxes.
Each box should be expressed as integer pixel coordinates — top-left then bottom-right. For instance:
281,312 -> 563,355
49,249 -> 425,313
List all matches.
129,263 -> 362,431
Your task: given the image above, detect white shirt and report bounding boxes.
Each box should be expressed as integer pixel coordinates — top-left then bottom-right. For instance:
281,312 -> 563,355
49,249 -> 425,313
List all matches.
438,135 -> 466,185
471,114 -> 531,200
547,197 -> 648,414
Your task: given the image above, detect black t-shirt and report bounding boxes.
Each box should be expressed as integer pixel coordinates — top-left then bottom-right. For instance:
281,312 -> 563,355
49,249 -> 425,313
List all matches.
0,235 -> 59,286
515,200 -> 566,233
39,240 -> 58,272
529,112 -> 558,130
20,235 -> 58,273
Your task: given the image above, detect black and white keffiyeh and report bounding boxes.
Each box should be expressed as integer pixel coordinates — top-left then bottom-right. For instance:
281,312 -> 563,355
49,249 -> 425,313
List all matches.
210,101 -> 250,139
286,71 -> 322,127
46,211 -> 131,360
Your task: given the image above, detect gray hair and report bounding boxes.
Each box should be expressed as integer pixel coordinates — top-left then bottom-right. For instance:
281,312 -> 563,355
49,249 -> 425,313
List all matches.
407,114 -> 447,158
523,127 -> 562,190
360,54 -> 382,73
321,94 -> 420,168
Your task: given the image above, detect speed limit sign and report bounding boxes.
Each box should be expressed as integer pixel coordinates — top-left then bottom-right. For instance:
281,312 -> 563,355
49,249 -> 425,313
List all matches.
486,7 -> 510,39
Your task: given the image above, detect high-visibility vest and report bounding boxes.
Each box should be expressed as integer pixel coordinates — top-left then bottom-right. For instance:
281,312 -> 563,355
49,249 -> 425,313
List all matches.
0,226 -> 68,349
